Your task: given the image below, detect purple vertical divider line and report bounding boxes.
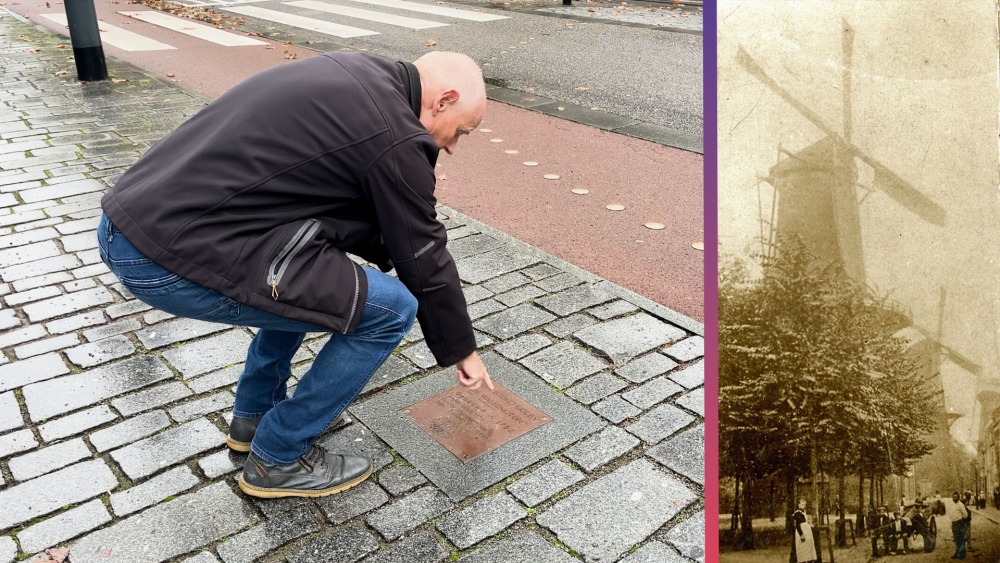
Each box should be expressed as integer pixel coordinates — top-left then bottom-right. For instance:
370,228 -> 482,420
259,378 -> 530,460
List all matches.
702,1 -> 719,561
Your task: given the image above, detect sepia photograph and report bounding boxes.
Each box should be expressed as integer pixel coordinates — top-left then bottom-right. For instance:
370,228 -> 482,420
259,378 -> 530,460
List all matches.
718,1 -> 1000,562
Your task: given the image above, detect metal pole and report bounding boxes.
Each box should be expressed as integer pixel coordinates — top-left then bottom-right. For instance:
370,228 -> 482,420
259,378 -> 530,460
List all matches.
64,0 -> 107,81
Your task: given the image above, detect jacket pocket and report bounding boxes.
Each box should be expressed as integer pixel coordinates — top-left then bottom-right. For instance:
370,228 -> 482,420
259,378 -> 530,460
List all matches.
267,218 -> 320,299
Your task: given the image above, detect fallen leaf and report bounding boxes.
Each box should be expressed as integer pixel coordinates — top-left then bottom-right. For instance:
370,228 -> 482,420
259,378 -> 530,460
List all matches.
556,106 -> 564,111
283,50 -> 296,59
437,174 -> 446,180
284,40 -> 292,45
265,44 -> 274,49
591,106 -> 599,110
166,72 -> 175,77
587,7 -> 594,11
111,77 -> 126,83
424,39 -> 437,46
523,87 -> 534,93
100,549 -> 112,558
305,40 -> 313,44
523,97 -> 534,102
55,69 -> 67,75
574,86 -> 588,90
47,548 -> 69,563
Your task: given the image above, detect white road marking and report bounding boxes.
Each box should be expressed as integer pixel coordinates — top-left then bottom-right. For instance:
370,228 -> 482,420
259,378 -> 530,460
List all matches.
221,6 -> 379,37
118,11 -> 267,46
286,0 -> 447,29
40,13 -> 177,51
337,0 -> 508,22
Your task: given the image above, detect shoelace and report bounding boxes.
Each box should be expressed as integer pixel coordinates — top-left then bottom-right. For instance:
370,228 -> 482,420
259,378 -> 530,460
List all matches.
302,444 -> 328,469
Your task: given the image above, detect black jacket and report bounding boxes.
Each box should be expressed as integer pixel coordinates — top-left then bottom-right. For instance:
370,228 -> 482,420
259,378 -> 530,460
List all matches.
102,52 -> 476,366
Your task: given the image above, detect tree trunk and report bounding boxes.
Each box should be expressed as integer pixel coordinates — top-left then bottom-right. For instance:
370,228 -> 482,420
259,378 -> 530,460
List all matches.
811,433 -> 820,523
786,467 -> 796,534
857,465 -> 866,535
741,475 -> 755,550
769,478 -> 776,522
732,476 -> 740,531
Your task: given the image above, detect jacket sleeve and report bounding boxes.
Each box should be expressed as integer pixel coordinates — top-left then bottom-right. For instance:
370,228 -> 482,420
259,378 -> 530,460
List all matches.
363,135 -> 476,367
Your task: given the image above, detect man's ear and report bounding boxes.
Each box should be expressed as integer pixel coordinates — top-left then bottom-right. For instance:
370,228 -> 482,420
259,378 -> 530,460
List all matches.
436,89 -> 460,112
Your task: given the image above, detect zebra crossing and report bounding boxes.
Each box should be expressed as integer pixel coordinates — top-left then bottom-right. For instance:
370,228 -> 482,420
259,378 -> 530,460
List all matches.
39,0 -> 507,50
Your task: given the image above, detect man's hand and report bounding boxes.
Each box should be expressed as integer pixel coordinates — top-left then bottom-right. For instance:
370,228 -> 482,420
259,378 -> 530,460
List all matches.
456,351 -> 494,391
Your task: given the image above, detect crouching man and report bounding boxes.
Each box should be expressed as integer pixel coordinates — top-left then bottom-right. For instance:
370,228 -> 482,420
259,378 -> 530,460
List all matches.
97,51 -> 493,498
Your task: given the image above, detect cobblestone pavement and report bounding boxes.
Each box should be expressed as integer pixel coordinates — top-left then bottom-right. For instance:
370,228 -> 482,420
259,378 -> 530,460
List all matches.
0,13 -> 704,563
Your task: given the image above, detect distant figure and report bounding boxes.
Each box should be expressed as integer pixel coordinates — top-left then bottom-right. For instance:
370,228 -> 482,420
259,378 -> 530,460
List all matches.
993,485 -> 999,509
791,500 -> 819,563
948,491 -> 971,559
871,506 -> 892,558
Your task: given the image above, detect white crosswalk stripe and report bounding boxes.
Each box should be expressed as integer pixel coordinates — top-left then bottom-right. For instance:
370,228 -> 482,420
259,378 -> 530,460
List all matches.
286,0 -> 447,29
118,11 -> 268,46
338,0 -> 508,22
40,13 -> 176,51
222,5 -> 380,37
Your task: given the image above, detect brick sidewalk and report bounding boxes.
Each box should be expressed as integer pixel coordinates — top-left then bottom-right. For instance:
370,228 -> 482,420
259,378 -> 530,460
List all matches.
0,12 -> 704,563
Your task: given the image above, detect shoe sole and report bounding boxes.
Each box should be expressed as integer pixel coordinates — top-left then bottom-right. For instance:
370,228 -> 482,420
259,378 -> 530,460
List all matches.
226,413 -> 347,453
236,465 -> 373,498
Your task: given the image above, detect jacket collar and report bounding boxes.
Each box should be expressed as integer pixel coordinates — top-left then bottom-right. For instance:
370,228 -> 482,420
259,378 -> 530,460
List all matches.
397,61 -> 422,120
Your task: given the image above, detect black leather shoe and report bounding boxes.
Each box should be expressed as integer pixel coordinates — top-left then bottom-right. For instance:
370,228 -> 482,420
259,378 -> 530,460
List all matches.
227,412 -> 347,452
237,444 -> 372,498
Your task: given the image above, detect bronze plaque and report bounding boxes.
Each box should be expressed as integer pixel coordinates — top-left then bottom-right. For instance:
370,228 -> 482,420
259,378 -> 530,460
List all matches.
401,381 -> 552,462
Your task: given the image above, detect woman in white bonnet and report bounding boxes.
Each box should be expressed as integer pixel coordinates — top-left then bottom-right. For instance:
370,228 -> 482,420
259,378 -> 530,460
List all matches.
791,499 -> 818,563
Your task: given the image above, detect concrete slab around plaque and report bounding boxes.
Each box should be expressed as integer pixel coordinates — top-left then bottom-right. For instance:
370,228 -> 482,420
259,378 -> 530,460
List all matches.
351,353 -> 606,501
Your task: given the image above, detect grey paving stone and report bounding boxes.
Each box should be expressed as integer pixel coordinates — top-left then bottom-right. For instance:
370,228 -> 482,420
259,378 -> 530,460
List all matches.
198,449 -> 240,479
565,373 -> 628,405
0,459 -> 117,530
317,423 -> 394,472
0,310 -> 20,331
667,361 -> 703,389
475,330 -> 495,348
0,240 -> 60,268
182,553 -> 221,563
46,311 -> 105,334
362,355 -> 417,394
626,404 -> 695,446
65,335 -> 135,368
535,282 -> 614,316
143,310 -> 175,324
378,464 -> 427,496
544,313 -> 597,338
62,232 -> 99,252
591,394 -> 642,424
0,352 -> 69,393
466,298 -> 506,321
9,438 -> 92,481
111,382 -> 194,417
401,341 -> 436,369
619,541 -> 687,563
286,524 -> 379,563
161,330 -> 253,378
13,271 -> 73,293
111,418 -> 227,480
18,179 -> 104,204
565,426 -> 640,473
22,287 -> 112,322
189,364 -> 243,394
0,254 -> 80,284
615,353 -> 679,384
446,224 -> 478,240
495,333 -> 552,361
521,263 -> 562,281
5,286 -> 61,307
23,355 -> 173,421
494,284 -> 546,307
135,318 -> 230,350
435,492 -> 526,549
533,272 -> 583,293
474,303 -> 555,340
520,341 -> 608,388
622,376 -> 684,411
110,465 -> 201,516
446,234 -> 504,261
506,459 -> 584,508
0,390 -> 23,432
366,487 -> 453,540
90,410 -> 171,452
456,248 -> 538,284
82,319 -> 141,343
662,336 -> 703,362
462,285 -> 494,305
574,314 -> 687,364
676,387 -> 703,416
587,299 -> 640,320
0,227 -> 57,249
647,424 -> 703,485
56,217 -> 100,236
536,459 -> 696,563
38,405 -> 116,442
0,324 -> 46,350
217,506 -> 319,563
664,511 -> 705,563
169,391 -> 235,422
70,482 -> 257,563
105,299 -> 150,318
316,481 -> 389,524
361,530 -> 448,563
13,333 -> 79,359
0,537 -> 14,563
457,529 -> 577,563
482,272 -> 530,294
65,278 -> 98,292
0,428 -> 37,457
16,499 -> 111,554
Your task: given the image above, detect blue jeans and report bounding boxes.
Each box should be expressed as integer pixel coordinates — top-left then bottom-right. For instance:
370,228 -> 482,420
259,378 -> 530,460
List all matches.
97,214 -> 417,464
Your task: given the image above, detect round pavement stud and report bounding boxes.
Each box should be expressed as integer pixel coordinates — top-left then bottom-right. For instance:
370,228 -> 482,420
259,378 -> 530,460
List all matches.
489,138 -> 503,143
606,204 -> 626,211
571,188 -> 589,195
692,241 -> 704,250
504,150 -> 519,154
523,161 -> 539,166
543,174 -> 560,180
644,222 -> 665,230
480,128 -> 493,132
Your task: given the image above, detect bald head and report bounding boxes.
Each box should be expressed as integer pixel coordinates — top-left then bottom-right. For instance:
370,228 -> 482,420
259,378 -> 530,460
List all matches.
413,52 -> 486,155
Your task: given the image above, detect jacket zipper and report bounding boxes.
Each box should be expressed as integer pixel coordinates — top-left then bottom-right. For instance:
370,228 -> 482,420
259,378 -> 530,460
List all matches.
268,219 -> 320,300
344,263 -> 360,331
